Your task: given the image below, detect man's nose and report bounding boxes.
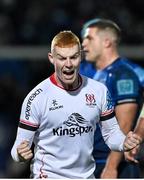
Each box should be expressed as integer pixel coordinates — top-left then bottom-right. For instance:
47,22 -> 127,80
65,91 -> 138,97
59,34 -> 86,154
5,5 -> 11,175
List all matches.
82,39 -> 87,48
65,59 -> 73,67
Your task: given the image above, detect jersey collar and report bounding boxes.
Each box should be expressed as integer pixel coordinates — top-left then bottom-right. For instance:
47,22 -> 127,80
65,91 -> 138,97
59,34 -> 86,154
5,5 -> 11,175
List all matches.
50,73 -> 82,91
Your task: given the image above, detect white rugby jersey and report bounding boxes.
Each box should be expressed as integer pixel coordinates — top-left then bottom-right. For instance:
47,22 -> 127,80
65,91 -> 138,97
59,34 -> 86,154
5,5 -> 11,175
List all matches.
11,73 -> 125,179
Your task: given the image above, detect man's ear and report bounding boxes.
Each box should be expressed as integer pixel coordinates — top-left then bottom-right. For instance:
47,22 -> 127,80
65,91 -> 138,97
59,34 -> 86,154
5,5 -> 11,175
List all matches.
104,37 -> 111,48
48,52 -> 54,64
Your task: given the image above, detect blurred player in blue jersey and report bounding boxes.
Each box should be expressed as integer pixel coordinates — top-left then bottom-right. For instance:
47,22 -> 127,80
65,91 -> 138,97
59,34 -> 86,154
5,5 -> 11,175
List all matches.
80,18 -> 144,178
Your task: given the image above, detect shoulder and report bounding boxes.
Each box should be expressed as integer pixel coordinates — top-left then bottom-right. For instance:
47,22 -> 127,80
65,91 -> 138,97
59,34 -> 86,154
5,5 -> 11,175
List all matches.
81,74 -> 107,90
108,59 -> 138,79
24,78 -> 50,102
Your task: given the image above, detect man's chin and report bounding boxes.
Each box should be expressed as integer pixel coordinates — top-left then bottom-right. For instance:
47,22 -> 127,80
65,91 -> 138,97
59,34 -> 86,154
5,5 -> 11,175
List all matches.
85,58 -> 94,63
63,72 -> 76,80
64,79 -> 74,85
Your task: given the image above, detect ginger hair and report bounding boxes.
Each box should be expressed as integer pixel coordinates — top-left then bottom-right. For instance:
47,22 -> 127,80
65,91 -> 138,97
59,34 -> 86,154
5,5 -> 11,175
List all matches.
51,31 -> 81,52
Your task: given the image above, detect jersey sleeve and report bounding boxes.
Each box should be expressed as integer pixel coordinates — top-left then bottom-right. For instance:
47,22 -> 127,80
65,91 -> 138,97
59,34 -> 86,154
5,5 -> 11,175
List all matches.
100,89 -> 115,121
99,86 -> 126,151
108,66 -> 141,105
11,88 -> 43,162
19,88 -> 42,131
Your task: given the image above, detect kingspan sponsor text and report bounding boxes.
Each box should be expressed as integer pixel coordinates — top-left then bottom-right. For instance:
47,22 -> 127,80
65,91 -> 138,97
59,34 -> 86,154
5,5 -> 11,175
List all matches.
53,125 -> 93,137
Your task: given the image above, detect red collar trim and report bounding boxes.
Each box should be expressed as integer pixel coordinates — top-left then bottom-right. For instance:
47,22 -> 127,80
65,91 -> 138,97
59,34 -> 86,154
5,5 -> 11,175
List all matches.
50,73 -> 82,91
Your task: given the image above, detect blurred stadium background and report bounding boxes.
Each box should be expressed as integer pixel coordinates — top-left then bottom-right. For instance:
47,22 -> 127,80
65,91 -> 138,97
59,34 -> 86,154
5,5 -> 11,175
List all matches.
0,0 -> 144,177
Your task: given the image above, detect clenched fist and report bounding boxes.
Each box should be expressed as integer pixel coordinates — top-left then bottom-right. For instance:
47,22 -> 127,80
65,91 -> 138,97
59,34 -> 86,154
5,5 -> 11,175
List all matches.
17,140 -> 33,162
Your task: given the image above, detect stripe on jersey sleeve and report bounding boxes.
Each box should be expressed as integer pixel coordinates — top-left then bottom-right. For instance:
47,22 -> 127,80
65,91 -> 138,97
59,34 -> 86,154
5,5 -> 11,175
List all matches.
100,111 -> 115,121
116,98 -> 137,105
19,119 -> 39,131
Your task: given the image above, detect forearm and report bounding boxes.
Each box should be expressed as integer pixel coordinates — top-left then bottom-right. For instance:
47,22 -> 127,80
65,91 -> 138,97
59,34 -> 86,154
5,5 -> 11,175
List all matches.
101,151 -> 123,178
104,151 -> 123,169
11,127 -> 35,162
101,118 -> 125,151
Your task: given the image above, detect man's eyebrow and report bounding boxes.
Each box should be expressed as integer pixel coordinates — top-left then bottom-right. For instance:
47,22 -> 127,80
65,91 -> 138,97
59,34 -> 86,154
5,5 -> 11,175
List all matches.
71,52 -> 80,56
56,52 -> 80,58
84,35 -> 91,39
56,53 -> 65,58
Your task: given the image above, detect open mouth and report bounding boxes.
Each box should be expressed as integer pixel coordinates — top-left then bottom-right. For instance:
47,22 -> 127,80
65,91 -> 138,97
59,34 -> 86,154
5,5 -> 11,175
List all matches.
62,70 -> 75,80
63,70 -> 74,75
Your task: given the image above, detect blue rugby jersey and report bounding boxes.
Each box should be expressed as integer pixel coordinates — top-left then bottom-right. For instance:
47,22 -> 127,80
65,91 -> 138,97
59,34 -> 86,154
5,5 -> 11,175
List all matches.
80,60 -> 96,78
80,57 -> 144,162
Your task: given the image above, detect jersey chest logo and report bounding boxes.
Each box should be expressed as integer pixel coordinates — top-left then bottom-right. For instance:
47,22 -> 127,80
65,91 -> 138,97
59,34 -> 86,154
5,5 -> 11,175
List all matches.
49,99 -> 63,111
85,93 -> 96,107
64,113 -> 88,127
53,113 -> 93,137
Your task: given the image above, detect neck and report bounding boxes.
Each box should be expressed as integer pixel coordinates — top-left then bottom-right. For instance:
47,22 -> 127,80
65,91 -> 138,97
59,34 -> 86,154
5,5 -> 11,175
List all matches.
54,73 -> 81,90
62,80 -> 79,90
95,50 -> 119,70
